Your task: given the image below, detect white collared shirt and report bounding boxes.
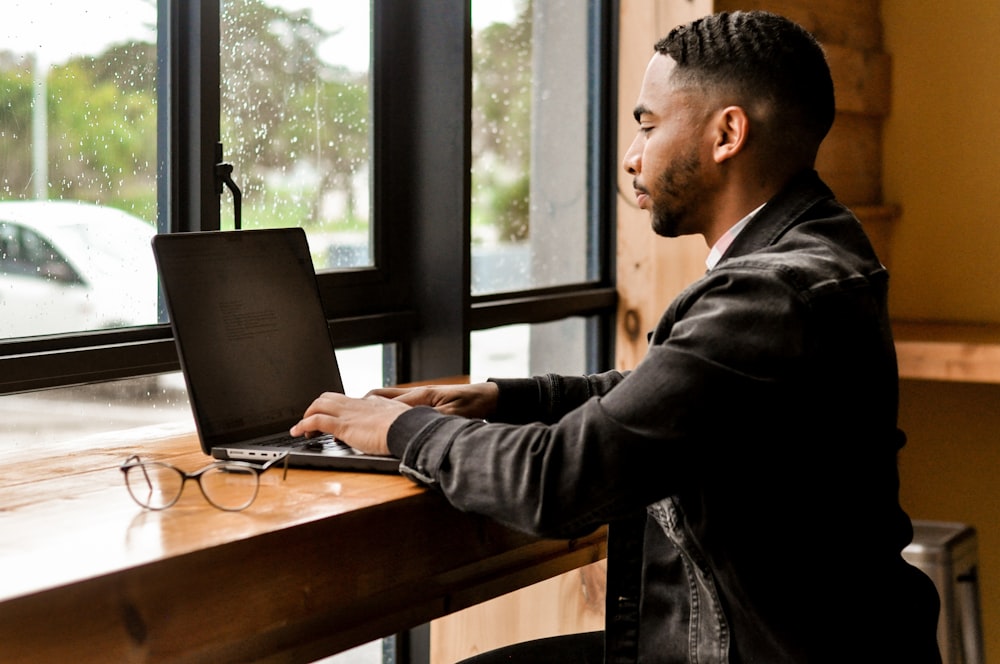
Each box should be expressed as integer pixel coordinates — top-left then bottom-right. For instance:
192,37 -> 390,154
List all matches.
705,203 -> 765,270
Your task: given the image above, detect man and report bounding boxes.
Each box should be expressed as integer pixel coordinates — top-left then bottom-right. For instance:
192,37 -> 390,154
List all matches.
292,11 -> 942,663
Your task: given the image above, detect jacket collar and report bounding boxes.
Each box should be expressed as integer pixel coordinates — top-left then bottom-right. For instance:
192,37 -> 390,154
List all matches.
718,170 -> 835,263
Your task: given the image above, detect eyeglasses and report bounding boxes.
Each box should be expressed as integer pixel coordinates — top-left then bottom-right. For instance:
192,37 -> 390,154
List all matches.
120,453 -> 289,512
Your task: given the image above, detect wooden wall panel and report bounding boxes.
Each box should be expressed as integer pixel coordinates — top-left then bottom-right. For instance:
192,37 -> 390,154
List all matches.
824,44 -> 891,117
817,113 -> 884,205
715,0 -> 882,51
429,561 -> 606,663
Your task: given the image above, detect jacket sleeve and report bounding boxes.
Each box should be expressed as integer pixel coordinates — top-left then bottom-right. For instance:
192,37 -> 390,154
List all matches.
386,267 -> 809,539
488,370 -> 629,424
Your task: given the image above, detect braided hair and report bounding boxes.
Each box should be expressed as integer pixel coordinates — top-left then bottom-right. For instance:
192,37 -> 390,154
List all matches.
656,11 -> 835,163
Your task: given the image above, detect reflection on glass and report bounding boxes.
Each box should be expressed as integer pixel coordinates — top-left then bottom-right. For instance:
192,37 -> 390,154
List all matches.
470,318 -> 589,382
220,0 -> 371,272
336,344 -> 392,396
471,0 -> 594,295
0,373 -> 191,454
0,344 -> 388,453
0,202 -> 157,336
0,1 -> 158,339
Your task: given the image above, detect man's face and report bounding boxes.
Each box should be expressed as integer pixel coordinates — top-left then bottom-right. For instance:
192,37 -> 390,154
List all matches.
623,54 -> 713,238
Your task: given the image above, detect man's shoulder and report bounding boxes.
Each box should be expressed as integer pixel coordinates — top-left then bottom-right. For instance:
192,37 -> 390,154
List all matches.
666,217 -> 887,335
722,200 -> 885,291
722,170 -> 881,274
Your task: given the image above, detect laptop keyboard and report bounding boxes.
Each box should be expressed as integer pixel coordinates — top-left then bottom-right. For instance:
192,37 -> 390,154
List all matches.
270,433 -> 361,456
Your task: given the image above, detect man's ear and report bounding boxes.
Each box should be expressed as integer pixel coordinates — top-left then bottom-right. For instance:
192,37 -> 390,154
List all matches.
712,106 -> 749,164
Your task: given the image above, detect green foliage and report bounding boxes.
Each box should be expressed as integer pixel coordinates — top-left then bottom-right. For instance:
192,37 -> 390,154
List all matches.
0,64 -> 35,197
0,43 -> 157,222
47,58 -> 157,210
0,0 -> 533,241
472,0 -> 533,243
221,0 -> 369,230
0,1 -> 372,232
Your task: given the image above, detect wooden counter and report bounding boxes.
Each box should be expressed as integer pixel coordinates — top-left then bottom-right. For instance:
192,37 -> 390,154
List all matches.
894,320 -> 1000,384
0,429 -> 606,663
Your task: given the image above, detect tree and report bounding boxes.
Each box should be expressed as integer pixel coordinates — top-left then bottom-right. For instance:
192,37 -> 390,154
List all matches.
472,0 -> 533,243
0,0 -> 369,231
0,43 -> 157,221
0,58 -> 35,198
221,0 -> 369,228
47,45 -> 157,219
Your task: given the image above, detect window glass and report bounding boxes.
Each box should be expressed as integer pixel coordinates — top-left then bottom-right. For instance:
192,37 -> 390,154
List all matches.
0,344 -> 389,454
471,0 -> 594,295
471,318 -> 590,381
0,1 -> 158,339
337,344 -> 395,395
220,0 -> 371,271
0,374 -> 192,456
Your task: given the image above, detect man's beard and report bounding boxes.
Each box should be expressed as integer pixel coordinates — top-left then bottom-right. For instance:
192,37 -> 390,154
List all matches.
649,145 -> 703,238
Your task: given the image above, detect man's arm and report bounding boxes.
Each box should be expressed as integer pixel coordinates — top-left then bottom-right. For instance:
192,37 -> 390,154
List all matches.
367,370 -> 630,425
369,382 -> 500,419
290,269 -> 806,538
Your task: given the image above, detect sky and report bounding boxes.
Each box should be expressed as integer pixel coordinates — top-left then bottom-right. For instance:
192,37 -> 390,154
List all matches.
2,2 -> 156,66
2,1 -> 519,71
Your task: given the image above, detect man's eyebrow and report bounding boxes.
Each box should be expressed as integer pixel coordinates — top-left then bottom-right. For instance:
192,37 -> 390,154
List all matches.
633,104 -> 651,123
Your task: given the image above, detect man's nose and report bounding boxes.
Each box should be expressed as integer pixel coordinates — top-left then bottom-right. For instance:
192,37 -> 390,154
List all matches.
623,134 -> 641,175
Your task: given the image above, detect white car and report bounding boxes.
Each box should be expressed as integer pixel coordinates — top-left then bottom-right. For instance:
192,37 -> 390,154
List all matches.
0,200 -> 159,339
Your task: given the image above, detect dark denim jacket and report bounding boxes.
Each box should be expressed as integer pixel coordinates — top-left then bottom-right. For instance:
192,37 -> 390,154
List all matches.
388,171 -> 941,663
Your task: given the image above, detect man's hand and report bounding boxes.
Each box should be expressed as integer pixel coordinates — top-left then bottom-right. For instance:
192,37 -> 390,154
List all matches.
368,382 -> 499,420
290,392 -> 411,456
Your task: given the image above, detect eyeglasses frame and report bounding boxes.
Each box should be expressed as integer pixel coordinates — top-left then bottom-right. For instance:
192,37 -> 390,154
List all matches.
120,452 -> 290,512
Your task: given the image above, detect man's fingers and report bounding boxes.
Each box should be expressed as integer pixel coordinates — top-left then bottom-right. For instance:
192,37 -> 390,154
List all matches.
302,392 -> 347,417
367,387 -> 409,398
291,414 -> 330,437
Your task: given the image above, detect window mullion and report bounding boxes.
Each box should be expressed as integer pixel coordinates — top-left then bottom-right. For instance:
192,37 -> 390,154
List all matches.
375,0 -> 472,383
162,0 -> 221,235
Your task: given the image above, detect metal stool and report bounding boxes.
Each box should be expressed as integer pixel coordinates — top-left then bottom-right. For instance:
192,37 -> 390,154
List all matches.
902,521 -> 985,664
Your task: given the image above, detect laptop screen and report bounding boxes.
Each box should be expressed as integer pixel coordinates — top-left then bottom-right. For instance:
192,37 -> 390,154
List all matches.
153,228 -> 345,450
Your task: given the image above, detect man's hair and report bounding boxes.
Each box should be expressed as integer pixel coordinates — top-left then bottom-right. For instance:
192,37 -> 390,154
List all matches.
655,11 -> 835,163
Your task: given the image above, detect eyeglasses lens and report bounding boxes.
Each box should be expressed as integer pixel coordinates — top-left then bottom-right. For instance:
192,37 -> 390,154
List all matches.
200,465 -> 259,511
124,462 -> 184,510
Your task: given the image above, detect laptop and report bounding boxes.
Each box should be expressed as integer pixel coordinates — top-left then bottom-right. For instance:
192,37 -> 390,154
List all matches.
152,227 -> 400,473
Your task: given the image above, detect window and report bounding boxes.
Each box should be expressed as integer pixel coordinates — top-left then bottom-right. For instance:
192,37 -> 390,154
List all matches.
471,0 -> 597,295
468,0 -> 614,378
0,0 -> 617,424
0,1 -> 158,343
220,0 -> 372,270
471,318 -> 595,382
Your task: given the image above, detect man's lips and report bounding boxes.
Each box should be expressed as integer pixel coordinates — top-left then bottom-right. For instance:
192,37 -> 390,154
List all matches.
633,183 -> 650,208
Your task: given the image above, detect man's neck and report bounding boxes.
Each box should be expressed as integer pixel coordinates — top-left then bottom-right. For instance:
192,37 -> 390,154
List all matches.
701,166 -> 799,247
703,193 -> 774,247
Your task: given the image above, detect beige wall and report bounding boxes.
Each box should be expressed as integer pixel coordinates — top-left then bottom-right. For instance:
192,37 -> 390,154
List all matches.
897,380 -> 1000,660
883,0 -> 1000,659
883,0 -> 1000,323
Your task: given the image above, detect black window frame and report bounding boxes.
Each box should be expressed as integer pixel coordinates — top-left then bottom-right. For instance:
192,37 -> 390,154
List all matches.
0,0 -> 618,396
